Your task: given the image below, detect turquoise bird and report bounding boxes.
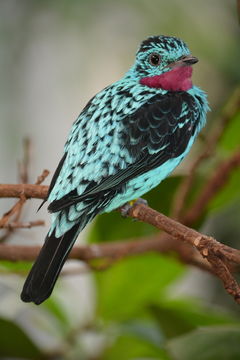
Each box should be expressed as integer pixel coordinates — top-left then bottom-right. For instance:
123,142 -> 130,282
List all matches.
21,35 -> 209,304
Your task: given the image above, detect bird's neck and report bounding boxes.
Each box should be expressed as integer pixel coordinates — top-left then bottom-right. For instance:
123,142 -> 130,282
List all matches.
140,66 -> 193,92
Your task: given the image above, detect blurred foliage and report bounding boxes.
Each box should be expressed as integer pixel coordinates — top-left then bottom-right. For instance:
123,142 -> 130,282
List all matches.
220,111 -> 240,153
0,260 -> 32,274
167,326 -> 240,360
0,318 -> 43,359
95,254 -> 184,322
0,0 -> 240,359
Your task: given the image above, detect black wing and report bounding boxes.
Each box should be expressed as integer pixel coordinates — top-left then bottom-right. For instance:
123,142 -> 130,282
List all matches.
48,91 -> 200,212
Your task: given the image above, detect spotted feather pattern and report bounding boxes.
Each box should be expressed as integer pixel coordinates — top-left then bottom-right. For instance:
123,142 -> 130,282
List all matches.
21,35 -> 209,305
47,82 -> 207,237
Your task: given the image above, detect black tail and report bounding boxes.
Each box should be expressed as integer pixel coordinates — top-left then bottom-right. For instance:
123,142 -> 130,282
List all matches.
21,223 -> 80,305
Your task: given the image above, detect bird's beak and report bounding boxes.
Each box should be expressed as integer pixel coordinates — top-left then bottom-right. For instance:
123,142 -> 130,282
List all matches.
181,55 -> 199,65
167,55 -> 199,69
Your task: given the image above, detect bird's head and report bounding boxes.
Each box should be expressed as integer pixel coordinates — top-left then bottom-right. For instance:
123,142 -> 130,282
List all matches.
134,35 -> 198,92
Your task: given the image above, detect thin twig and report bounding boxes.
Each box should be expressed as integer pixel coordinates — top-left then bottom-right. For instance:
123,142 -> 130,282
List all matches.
183,149 -> 240,225
2,220 -> 45,230
0,194 -> 26,228
18,137 -> 31,184
0,140 -> 49,240
2,139 -> 32,240
0,167 -> 49,236
35,169 -> 50,186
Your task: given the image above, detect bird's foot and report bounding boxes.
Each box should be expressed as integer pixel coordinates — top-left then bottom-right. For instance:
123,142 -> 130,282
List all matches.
120,198 -> 148,217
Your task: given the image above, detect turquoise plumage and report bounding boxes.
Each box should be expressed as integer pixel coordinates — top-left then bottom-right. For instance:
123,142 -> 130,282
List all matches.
21,35 -> 209,304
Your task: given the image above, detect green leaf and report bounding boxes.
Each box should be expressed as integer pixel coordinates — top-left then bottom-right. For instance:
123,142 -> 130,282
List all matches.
103,333 -> 171,360
219,110 -> 240,153
119,319 -> 164,347
0,317 -> 43,358
96,253 -> 184,321
150,299 -> 237,339
167,325 -> 240,360
208,168 -> 240,212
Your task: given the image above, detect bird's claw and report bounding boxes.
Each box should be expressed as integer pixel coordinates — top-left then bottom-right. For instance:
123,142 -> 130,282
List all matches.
120,198 -> 148,217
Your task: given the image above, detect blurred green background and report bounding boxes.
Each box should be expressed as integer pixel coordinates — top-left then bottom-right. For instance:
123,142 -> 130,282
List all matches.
0,0 -> 240,359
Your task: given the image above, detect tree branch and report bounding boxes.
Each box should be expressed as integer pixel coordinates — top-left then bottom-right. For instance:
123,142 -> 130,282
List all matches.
1,144 -> 240,302
1,220 -> 45,230
0,184 -> 48,199
0,203 -> 240,303
127,203 -> 240,303
0,233 -> 211,271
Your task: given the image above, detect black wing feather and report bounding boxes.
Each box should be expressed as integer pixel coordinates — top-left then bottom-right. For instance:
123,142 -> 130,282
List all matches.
48,92 -> 199,213
38,152 -> 67,211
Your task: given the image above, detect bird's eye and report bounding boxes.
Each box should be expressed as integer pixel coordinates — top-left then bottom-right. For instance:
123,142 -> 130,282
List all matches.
149,53 -> 161,66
